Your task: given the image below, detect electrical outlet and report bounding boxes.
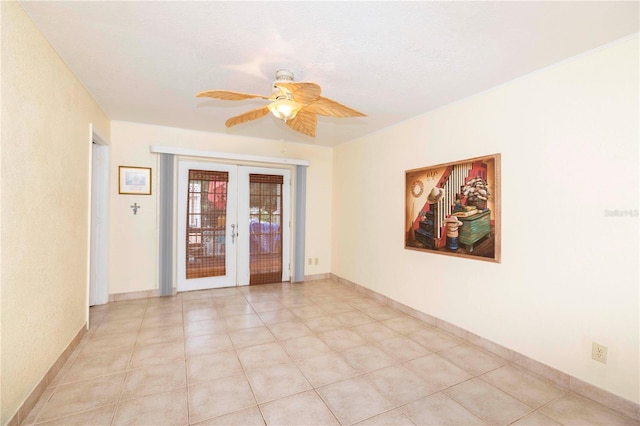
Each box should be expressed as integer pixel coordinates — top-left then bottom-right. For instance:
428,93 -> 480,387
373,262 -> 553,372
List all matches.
308,258 -> 313,265
314,258 -> 319,265
592,342 -> 608,364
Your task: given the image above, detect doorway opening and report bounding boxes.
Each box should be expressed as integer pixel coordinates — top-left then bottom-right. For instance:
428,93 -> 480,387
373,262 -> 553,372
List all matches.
88,125 -> 109,311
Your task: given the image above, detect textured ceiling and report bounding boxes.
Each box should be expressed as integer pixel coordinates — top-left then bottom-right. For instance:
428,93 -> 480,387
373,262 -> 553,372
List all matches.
19,1 -> 639,147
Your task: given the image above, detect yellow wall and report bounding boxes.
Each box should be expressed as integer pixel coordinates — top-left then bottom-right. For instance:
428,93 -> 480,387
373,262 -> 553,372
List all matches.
0,2 -> 110,423
332,36 -> 639,403
108,121 -> 333,295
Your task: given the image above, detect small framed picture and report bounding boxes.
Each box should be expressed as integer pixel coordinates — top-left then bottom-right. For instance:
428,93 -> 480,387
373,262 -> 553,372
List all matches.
119,166 -> 152,195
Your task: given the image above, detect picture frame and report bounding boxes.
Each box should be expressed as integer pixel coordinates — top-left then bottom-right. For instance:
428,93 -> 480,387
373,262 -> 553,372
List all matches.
119,166 -> 152,195
405,153 -> 501,263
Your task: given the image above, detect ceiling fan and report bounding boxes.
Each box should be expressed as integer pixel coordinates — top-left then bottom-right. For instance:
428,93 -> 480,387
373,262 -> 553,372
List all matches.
196,69 -> 366,138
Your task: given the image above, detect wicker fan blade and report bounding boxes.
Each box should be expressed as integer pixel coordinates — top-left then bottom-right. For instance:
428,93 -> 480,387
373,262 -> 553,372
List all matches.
274,82 -> 321,104
286,110 -> 317,137
196,90 -> 270,101
303,96 -> 366,117
225,106 -> 270,128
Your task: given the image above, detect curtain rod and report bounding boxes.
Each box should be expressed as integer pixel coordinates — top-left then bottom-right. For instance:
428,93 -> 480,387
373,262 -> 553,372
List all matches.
150,146 -> 310,167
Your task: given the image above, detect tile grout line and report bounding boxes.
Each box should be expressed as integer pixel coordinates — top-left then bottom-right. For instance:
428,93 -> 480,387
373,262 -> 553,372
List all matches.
239,289 -> 269,426
181,293 -> 193,426
109,298 -> 148,425
523,389 -> 573,425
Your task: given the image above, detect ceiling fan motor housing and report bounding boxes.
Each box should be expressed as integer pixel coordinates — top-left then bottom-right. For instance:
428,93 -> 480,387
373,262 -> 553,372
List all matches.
272,69 -> 297,100
274,69 -> 295,82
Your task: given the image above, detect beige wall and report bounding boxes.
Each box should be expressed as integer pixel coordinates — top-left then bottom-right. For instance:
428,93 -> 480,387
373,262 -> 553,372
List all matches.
332,36 -> 639,403
0,2 -> 111,423
108,121 -> 333,295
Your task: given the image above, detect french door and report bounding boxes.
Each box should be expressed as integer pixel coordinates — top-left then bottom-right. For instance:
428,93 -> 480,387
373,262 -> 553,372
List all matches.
177,161 -> 290,291
239,167 -> 291,286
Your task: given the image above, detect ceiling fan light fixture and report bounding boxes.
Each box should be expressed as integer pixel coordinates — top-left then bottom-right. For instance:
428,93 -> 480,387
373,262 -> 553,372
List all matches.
268,98 -> 302,122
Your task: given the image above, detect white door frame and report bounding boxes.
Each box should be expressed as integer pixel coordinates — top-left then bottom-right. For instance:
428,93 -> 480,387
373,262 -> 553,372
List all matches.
87,125 -> 110,324
177,161 -> 239,291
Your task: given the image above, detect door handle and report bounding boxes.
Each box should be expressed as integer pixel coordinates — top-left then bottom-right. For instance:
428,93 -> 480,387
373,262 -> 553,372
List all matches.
231,224 -> 236,244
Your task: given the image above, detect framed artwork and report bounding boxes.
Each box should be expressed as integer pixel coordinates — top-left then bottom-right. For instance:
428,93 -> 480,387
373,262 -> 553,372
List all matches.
119,166 -> 152,195
405,153 -> 501,262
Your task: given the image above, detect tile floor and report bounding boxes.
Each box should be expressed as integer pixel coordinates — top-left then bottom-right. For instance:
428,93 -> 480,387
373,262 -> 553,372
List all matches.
22,279 -> 638,425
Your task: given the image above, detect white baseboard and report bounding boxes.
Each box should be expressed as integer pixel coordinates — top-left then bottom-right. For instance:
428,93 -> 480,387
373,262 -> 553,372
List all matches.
109,288 -> 159,302
303,273 -> 331,281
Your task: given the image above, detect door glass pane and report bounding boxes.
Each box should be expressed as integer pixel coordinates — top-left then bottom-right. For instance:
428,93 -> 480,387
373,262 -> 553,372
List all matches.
186,170 -> 228,279
249,174 -> 283,285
